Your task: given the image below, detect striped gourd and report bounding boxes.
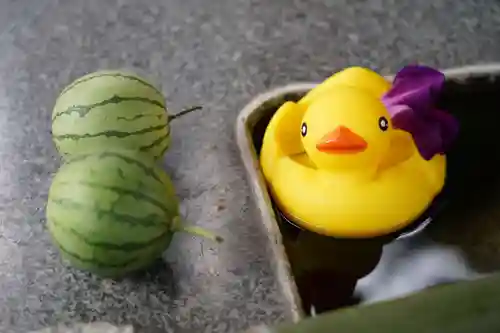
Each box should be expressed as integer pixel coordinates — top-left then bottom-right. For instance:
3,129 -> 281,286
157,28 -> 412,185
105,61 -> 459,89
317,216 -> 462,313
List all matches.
52,70 -> 170,160
46,150 -> 180,277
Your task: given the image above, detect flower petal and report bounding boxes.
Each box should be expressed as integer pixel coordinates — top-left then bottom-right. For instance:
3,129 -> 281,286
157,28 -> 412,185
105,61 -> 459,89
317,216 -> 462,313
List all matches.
383,65 -> 445,115
382,65 -> 458,160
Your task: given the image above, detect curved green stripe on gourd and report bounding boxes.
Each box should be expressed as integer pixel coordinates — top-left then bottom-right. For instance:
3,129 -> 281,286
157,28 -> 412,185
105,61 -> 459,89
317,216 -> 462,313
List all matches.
96,151 -> 164,183
55,150 -> 178,205
52,103 -> 169,133
85,181 -> 172,213
49,217 -> 172,276
60,71 -> 163,97
52,99 -> 168,134
51,178 -> 175,218
139,131 -> 171,152
54,242 -> 165,277
155,140 -> 171,160
50,217 -> 171,251
53,126 -> 170,159
53,123 -> 167,141
52,95 -> 165,121
53,75 -> 165,119
50,198 -> 166,227
116,113 -> 164,121
50,151 -> 179,219
48,218 -> 144,266
63,150 -> 166,185
47,193 -> 169,244
51,237 -> 139,268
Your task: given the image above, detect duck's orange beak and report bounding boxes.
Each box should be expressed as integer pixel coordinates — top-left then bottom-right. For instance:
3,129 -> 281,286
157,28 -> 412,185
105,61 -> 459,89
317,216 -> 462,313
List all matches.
316,126 -> 367,154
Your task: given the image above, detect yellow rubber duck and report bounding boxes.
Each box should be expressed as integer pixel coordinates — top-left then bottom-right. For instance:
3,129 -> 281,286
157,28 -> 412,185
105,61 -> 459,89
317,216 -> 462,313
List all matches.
260,66 -> 459,238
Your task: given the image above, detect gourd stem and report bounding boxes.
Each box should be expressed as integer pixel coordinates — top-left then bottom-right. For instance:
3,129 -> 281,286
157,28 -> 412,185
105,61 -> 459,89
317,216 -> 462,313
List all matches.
181,225 -> 224,243
172,217 -> 223,243
169,106 -> 202,121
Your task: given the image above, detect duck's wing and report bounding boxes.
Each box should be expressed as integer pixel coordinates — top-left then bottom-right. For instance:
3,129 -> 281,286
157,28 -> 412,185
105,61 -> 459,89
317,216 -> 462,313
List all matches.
268,101 -> 306,156
299,67 -> 391,107
379,129 -> 415,170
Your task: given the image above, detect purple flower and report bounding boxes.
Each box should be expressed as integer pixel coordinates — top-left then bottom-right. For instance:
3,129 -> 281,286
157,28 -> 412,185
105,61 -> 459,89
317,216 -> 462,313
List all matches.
382,65 -> 459,160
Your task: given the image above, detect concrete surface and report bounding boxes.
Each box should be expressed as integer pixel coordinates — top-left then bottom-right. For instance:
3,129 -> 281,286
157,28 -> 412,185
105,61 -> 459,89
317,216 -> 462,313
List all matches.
0,0 -> 499,332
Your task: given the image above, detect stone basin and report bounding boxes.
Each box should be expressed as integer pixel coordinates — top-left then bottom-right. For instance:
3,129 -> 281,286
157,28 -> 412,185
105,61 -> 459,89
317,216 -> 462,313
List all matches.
236,64 -> 500,319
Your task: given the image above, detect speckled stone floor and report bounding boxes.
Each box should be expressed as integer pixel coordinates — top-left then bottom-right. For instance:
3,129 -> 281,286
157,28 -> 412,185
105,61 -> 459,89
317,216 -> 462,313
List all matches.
0,0 -> 499,332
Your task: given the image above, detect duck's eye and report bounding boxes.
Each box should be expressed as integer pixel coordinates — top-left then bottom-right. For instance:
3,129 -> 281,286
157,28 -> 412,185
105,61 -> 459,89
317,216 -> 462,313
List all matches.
301,123 -> 307,137
378,117 -> 389,131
